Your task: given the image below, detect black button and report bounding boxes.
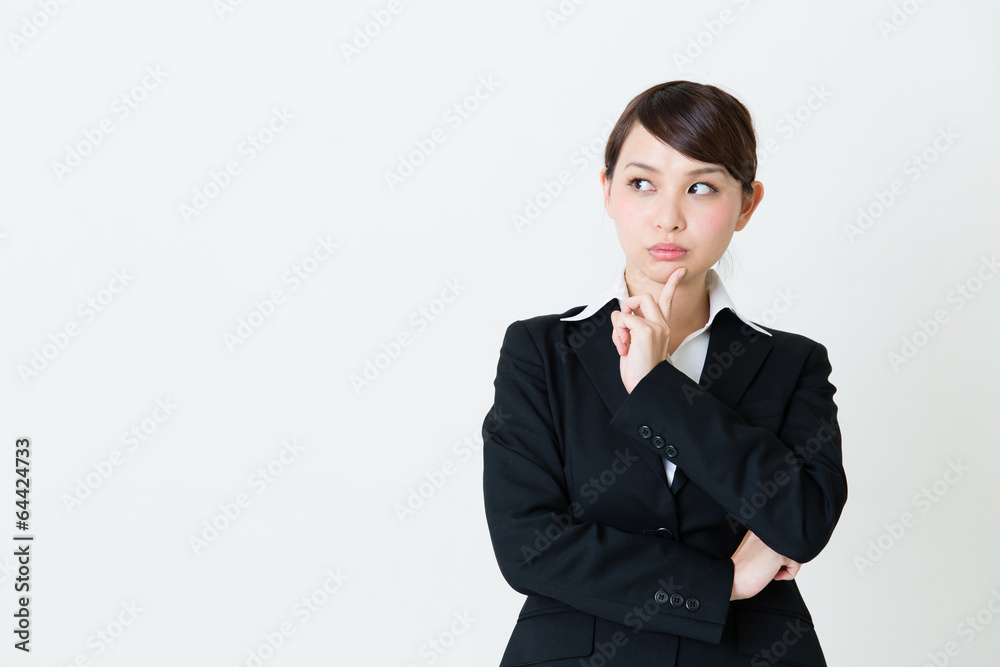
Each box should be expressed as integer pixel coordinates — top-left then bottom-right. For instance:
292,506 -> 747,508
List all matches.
638,425 -> 653,439
655,527 -> 674,539
654,590 -> 668,604
664,445 -> 678,458
669,594 -> 684,608
685,597 -> 700,611
651,436 -> 666,449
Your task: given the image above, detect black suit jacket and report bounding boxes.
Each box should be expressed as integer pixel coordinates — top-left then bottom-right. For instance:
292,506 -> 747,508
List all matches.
482,298 -> 847,667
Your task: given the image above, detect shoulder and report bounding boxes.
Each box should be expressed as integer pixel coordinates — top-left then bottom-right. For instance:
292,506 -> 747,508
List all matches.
756,321 -> 825,350
748,319 -> 835,371
496,304 -> 593,356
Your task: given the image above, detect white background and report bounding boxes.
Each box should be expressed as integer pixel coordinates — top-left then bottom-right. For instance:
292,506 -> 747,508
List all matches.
2,1 -> 999,665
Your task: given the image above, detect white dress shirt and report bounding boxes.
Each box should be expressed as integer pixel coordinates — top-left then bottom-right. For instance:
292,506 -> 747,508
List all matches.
560,261 -> 772,487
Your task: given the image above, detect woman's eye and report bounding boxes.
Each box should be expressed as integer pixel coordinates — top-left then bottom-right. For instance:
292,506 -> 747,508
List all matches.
628,178 -> 654,191
690,182 -> 716,195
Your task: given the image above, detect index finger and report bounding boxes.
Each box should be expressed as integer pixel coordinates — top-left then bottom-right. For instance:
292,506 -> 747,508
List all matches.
658,266 -> 686,322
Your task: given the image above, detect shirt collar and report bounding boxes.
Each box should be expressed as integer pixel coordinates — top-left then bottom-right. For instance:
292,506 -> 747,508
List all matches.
559,262 -> 772,337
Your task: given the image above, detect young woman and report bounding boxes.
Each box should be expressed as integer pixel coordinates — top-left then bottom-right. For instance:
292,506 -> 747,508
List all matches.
482,81 -> 847,666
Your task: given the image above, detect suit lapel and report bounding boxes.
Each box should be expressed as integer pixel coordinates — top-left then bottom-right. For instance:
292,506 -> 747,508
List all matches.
571,298 -> 772,494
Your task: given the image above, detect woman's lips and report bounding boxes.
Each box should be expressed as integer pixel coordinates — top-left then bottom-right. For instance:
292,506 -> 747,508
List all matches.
649,247 -> 687,260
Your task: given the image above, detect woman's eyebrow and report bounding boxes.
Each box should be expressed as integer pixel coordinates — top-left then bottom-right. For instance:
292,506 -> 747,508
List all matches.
622,161 -> 725,177
623,161 -> 659,172
685,167 -> 726,176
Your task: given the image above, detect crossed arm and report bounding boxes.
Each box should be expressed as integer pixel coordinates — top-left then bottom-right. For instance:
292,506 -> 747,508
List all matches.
482,320 -> 847,644
609,338 -> 847,564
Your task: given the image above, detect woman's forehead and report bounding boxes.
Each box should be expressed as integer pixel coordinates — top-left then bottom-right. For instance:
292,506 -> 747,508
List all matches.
619,128 -> 724,172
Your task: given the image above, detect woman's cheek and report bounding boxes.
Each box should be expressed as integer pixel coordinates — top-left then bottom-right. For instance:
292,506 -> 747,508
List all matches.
613,204 -> 645,237
702,204 -> 738,229
613,195 -> 642,222
693,212 -> 737,242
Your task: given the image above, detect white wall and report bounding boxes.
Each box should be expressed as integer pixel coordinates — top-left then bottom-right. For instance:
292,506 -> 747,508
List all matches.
2,1 -> 998,665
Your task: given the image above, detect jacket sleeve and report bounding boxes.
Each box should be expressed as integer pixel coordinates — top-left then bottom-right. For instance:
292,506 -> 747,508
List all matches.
609,338 -> 847,563
482,320 -> 735,644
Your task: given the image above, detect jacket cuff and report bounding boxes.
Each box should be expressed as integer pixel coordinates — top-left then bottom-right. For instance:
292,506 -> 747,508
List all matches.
634,555 -> 734,643
610,359 -> 703,459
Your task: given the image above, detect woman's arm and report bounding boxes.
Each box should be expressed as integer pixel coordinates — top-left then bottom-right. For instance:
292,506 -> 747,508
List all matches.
609,338 -> 848,563
483,320 -> 735,644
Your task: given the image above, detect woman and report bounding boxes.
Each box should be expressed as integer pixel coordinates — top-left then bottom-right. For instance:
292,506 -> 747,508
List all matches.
482,81 -> 847,667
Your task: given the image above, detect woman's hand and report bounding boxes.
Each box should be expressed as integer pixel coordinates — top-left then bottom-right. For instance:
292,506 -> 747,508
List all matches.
611,267 -> 685,394
730,530 -> 801,601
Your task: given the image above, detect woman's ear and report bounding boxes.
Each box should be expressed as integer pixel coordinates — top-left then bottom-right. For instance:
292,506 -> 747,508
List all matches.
735,181 -> 764,231
600,168 -> 614,219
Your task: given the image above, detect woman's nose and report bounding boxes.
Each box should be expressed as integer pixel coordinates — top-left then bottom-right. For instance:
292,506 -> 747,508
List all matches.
654,196 -> 686,231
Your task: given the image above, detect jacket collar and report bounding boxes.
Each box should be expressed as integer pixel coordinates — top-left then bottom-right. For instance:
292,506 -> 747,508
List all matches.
560,263 -> 772,340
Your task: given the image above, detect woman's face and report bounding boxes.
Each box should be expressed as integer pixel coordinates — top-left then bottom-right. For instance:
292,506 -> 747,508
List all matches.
601,123 -> 763,293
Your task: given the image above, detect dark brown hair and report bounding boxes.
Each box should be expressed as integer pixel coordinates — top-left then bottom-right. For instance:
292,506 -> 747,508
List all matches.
604,81 -> 758,198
